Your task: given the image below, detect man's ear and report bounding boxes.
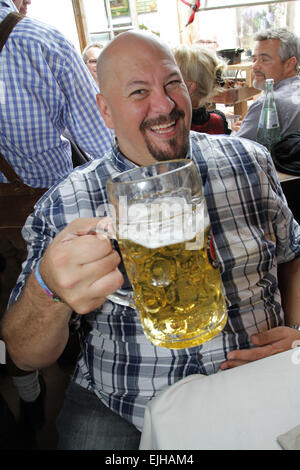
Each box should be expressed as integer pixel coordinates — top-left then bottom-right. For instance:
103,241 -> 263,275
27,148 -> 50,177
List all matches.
96,93 -> 114,129
186,81 -> 197,96
285,56 -> 298,74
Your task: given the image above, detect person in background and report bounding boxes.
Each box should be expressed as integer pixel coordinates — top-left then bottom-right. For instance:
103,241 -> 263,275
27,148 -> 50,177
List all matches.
235,28 -> 300,140
1,30 -> 300,451
82,43 -> 104,89
0,0 -> 112,190
0,0 -> 112,447
13,0 -> 30,15
173,44 -> 230,135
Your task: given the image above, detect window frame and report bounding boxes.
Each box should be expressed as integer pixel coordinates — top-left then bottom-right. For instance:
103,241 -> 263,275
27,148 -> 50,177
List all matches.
199,0 -> 297,11
72,0 -> 138,51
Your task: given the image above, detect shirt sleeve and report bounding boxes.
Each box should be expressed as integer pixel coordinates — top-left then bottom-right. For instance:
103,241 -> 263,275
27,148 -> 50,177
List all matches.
54,38 -> 113,158
253,143 -> 300,263
0,19 -> 113,187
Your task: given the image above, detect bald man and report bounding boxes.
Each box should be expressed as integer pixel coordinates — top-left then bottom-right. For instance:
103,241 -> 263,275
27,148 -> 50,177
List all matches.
2,31 -> 300,450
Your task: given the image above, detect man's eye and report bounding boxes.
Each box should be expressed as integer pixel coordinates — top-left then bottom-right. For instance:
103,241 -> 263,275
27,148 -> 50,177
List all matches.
166,80 -> 181,87
130,89 -> 147,97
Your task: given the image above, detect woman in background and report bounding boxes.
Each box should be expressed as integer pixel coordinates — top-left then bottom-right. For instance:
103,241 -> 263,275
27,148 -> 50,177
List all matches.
173,44 -> 230,135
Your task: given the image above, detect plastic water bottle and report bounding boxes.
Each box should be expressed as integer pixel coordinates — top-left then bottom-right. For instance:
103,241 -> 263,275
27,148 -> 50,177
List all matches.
256,78 -> 281,151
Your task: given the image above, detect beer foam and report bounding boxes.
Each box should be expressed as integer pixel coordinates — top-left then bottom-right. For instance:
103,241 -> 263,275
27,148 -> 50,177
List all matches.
118,200 -> 209,249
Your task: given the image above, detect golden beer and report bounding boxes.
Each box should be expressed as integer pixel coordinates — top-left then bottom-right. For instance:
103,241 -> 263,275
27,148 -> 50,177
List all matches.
118,227 -> 227,349
106,159 -> 227,349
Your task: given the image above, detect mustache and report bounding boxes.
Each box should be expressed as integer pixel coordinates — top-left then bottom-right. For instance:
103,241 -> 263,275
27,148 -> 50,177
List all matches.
140,109 -> 185,132
254,72 -> 266,78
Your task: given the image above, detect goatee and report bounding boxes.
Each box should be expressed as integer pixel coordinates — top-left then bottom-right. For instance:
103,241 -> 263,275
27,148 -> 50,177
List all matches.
140,109 -> 190,161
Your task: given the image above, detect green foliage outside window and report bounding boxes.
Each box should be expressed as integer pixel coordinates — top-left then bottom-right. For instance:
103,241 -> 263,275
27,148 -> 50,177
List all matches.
110,0 -> 129,17
136,1 -> 158,14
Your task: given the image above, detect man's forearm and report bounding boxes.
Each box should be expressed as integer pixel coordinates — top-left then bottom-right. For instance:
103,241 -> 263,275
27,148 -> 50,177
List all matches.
1,218 -> 124,370
278,257 -> 300,326
1,271 -> 72,371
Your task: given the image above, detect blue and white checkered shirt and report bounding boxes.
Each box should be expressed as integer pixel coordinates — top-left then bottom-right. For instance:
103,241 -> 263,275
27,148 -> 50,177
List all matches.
0,0 -> 112,188
9,132 -> 300,430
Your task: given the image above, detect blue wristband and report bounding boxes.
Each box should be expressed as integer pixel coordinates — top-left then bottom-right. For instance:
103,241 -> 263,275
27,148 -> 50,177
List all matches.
35,259 -> 61,302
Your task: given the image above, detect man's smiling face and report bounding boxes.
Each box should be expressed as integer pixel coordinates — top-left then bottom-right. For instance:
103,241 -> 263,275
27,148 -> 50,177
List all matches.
97,32 -> 192,165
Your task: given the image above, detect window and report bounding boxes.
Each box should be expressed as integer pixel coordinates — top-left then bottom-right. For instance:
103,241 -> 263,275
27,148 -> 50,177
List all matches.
200,0 -> 294,9
136,1 -> 158,14
82,0 -> 137,46
190,1 -> 296,53
110,0 -> 130,18
82,0 -> 159,47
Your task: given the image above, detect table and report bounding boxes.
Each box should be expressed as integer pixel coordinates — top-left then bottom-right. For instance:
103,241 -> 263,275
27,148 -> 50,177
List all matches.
211,86 -> 261,119
278,170 -> 300,183
278,172 -> 300,224
139,350 -> 300,450
226,62 -> 253,87
210,62 -> 261,118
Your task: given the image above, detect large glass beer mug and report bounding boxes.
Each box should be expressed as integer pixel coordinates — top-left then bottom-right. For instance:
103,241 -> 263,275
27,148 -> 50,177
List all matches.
106,159 -> 227,349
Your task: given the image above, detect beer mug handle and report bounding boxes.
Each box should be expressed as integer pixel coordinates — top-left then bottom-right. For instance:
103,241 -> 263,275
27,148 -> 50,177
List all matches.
88,221 -> 135,309
105,288 -> 135,308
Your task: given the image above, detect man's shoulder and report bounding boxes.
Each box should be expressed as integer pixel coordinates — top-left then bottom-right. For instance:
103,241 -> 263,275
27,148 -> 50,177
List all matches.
190,131 -> 271,168
39,154 -> 113,205
276,75 -> 300,89
190,130 -> 261,151
9,15 -> 73,53
275,76 -> 300,104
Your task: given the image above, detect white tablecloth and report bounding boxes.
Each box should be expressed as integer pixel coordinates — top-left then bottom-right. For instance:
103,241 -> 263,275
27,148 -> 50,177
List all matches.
140,349 -> 300,450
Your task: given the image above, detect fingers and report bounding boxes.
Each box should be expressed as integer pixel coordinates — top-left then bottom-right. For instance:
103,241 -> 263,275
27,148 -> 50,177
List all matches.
54,249 -> 121,291
251,327 -> 287,346
220,344 -> 274,370
231,120 -> 242,132
53,232 -> 113,268
220,327 -> 300,370
39,217 -> 124,313
65,268 -> 124,315
55,217 -> 104,242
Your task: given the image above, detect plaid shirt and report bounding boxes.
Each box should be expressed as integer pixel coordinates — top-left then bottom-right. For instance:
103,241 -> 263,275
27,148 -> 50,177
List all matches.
9,132 -> 300,430
0,0 -> 112,188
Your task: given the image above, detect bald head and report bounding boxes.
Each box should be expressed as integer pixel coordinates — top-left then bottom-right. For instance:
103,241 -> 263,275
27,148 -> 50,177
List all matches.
97,30 -> 176,94
96,29 -> 191,166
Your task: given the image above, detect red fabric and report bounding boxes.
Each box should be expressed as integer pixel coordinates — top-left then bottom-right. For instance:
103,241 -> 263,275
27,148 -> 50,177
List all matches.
191,112 -> 226,135
180,0 -> 201,26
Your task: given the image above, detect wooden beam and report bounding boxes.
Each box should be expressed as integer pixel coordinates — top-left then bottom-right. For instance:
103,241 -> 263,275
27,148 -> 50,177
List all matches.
72,0 -> 89,52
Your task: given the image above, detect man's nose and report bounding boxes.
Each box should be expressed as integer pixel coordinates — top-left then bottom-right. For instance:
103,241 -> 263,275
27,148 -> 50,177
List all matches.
150,88 -> 175,115
252,59 -> 262,72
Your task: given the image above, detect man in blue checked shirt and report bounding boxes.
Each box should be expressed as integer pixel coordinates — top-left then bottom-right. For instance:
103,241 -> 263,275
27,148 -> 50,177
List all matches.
0,0 -> 112,447
0,0 -> 113,188
2,31 -> 300,450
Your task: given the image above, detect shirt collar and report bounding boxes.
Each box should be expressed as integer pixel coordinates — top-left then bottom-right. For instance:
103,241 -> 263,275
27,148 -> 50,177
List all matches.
274,75 -> 300,90
109,137 -> 192,173
110,138 -> 138,173
0,0 -> 18,12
